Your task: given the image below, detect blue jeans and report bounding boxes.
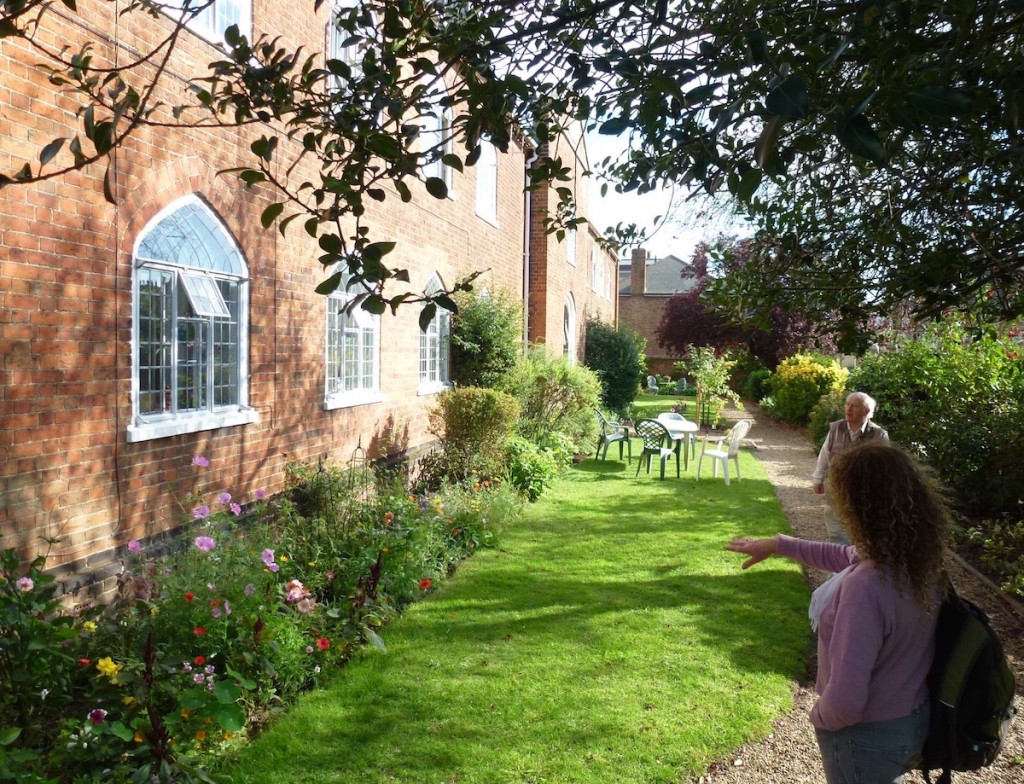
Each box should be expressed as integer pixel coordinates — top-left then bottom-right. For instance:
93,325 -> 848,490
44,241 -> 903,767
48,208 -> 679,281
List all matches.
815,702 -> 929,784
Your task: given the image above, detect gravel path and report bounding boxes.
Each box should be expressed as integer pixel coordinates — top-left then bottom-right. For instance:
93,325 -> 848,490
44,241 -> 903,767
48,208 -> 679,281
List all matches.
693,406 -> 1024,784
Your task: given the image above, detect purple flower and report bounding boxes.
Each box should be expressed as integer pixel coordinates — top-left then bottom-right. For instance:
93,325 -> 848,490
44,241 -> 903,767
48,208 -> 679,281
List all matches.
182,662 -> 193,672
269,562 -> 280,572
193,673 -> 205,684
254,488 -> 266,500
127,540 -> 142,554
244,583 -> 256,597
229,502 -> 242,516
192,505 -> 211,520
194,536 -> 216,552
223,600 -> 232,616
211,606 -> 222,619
306,646 -> 315,654
15,577 -> 34,592
192,455 -> 210,468
204,665 -> 215,675
88,708 -> 107,725
217,492 -> 232,505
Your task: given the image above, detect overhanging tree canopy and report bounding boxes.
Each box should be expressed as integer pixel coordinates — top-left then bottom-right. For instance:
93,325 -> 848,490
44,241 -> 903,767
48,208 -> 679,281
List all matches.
4,0 -> 1023,321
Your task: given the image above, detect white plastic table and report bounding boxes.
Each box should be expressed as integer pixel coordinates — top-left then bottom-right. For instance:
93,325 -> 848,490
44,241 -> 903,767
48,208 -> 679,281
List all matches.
656,413 -> 699,470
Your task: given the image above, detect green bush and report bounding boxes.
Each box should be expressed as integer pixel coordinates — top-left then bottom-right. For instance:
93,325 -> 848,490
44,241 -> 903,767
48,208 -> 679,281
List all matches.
428,387 -> 520,481
584,318 -> 646,414
808,388 -> 849,449
742,367 -> 773,402
768,353 -> 848,424
503,436 -> 559,501
850,321 -> 1024,516
499,349 -> 602,457
450,289 -> 523,389
674,346 -> 742,427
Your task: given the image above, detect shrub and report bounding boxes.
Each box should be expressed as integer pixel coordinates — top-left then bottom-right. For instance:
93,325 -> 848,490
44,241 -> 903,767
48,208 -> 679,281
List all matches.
427,387 -> 520,481
499,349 -> 602,457
850,320 -> 1024,516
583,318 -> 646,414
450,289 -> 523,389
768,353 -> 847,424
742,367 -> 773,402
674,346 -> 742,427
808,388 -> 849,449
503,436 -> 559,501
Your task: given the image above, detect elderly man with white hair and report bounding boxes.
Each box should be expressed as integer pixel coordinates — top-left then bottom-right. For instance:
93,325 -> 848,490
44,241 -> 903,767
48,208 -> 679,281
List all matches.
812,391 -> 890,544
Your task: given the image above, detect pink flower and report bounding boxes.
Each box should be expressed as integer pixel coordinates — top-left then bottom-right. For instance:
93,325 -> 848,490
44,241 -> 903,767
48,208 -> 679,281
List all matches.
217,492 -> 232,505
229,502 -> 242,516
305,645 -> 315,654
192,455 -> 210,468
285,580 -> 307,602
192,505 -> 211,520
296,597 -> 316,614
194,536 -> 216,552
89,708 -> 107,725
127,540 -> 142,554
254,488 -> 267,500
15,577 -> 34,592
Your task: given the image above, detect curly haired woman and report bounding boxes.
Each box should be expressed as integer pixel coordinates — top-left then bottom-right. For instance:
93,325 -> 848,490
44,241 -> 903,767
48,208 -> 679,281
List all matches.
726,441 -> 951,784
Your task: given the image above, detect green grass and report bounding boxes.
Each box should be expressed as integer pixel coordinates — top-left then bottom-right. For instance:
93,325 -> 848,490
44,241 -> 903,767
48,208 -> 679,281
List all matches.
219,438 -> 810,783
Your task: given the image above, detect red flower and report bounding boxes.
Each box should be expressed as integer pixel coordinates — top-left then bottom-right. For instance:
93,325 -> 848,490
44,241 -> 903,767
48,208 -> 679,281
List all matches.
316,637 -> 330,651
194,626 -> 206,637
78,658 -> 91,667
419,579 -> 432,590
193,655 -> 206,666
184,592 -> 195,602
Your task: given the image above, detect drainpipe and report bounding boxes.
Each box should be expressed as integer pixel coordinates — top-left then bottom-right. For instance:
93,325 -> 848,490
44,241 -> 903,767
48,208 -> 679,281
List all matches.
522,145 -> 539,349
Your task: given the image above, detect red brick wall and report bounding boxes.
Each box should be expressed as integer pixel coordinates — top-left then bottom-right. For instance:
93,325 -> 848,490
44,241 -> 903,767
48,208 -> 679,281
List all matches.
619,251 -> 685,376
0,0 -> 529,594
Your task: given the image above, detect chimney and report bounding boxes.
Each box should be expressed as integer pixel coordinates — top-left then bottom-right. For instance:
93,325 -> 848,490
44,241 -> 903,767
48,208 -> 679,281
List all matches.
630,248 -> 648,295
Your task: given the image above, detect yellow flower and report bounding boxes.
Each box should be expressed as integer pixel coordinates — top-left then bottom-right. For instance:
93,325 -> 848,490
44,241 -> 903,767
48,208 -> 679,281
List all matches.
195,730 -> 207,741
96,657 -> 123,682
150,606 -> 160,616
180,708 -> 191,719
223,731 -> 235,741
122,696 -> 137,707
382,547 -> 389,553
308,562 -> 316,568
82,621 -> 97,633
133,731 -> 144,743
279,555 -> 289,563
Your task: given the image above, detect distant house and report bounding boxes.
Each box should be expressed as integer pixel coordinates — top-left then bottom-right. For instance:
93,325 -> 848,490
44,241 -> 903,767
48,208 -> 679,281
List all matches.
0,2 -> 617,597
618,249 -> 700,376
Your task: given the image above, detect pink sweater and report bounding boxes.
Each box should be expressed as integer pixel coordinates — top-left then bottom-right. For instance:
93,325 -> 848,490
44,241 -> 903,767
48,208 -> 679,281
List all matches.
775,535 -> 938,731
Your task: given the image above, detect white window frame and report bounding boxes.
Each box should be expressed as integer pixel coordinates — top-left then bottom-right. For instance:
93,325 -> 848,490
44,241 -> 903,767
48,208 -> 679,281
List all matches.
418,275 -> 452,395
475,139 -> 498,225
327,0 -> 365,87
129,195 -> 256,443
324,274 -> 383,409
563,293 -> 577,365
566,226 -> 577,267
167,0 -> 252,47
422,102 -> 455,195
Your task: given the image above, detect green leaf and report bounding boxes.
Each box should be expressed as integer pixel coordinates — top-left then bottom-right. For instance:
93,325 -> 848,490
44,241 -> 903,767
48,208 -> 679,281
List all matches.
315,270 -> 343,296
319,233 -> 342,254
362,295 -> 387,315
179,689 -> 208,710
834,115 -> 885,164
214,679 -> 241,704
366,134 -> 401,159
260,202 -> 284,229
418,303 -> 436,332
39,138 -> 66,167
209,703 -> 246,733
765,74 -> 808,119
907,87 -> 973,118
434,294 -> 458,314
225,665 -> 257,691
364,629 -> 387,652
363,241 -> 396,263
754,116 -> 784,168
110,721 -> 134,742
103,165 -> 116,204
745,30 -> 767,65
736,168 -> 763,202
395,179 -> 412,202
598,117 -> 629,136
0,727 -> 21,745
424,176 -> 448,199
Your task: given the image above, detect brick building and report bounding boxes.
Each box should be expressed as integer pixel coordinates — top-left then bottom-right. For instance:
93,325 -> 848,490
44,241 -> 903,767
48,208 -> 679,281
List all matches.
0,1 -> 617,595
618,249 -> 699,376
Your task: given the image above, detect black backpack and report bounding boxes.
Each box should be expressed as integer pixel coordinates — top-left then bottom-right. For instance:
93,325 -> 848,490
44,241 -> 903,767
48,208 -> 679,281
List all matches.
918,587 -> 1017,784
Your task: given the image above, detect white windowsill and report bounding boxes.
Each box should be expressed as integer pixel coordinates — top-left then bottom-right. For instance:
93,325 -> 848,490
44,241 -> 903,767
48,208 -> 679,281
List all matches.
417,380 -> 451,396
127,407 -> 259,443
324,390 -> 385,410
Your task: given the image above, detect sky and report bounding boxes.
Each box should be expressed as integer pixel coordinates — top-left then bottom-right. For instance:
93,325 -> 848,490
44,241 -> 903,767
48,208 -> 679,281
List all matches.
584,131 -> 750,262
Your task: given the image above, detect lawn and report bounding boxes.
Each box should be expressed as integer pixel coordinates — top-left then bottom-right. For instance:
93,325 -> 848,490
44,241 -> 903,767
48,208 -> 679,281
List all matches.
218,423 -> 811,783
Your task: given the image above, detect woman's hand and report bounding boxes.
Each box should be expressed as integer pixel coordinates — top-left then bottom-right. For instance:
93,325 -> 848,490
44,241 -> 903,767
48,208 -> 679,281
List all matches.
725,537 -> 778,570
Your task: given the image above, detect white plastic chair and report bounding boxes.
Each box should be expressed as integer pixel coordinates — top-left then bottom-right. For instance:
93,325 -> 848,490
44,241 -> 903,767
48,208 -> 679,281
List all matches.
696,419 -> 753,486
